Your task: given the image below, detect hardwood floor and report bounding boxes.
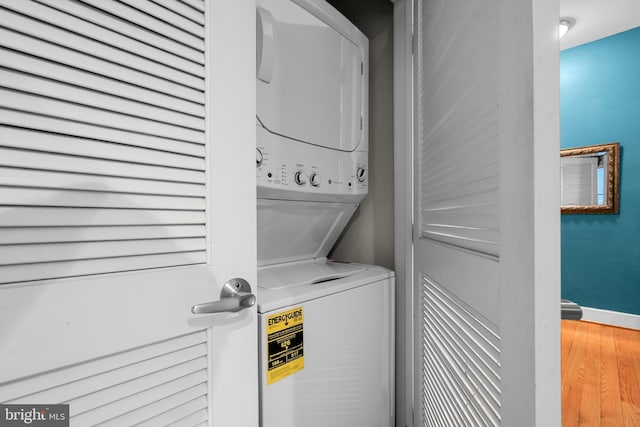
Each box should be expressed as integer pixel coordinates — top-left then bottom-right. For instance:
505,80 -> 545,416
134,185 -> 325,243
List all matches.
562,320 -> 640,426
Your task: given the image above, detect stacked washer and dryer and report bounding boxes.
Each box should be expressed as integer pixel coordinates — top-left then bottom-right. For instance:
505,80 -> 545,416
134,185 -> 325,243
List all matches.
255,0 -> 394,426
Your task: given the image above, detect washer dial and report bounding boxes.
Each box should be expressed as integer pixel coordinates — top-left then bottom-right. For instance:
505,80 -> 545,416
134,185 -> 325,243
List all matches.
294,171 -> 307,185
309,172 -> 320,187
356,166 -> 367,183
256,148 -> 264,167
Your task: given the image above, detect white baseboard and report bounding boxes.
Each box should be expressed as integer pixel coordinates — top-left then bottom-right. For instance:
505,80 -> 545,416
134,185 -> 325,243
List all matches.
580,307 -> 640,330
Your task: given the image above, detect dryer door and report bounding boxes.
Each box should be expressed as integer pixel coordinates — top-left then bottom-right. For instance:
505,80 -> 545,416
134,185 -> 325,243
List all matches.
256,0 -> 366,152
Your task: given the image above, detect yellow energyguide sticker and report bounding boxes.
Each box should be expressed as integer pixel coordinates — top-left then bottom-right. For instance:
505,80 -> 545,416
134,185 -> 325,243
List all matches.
266,306 -> 304,384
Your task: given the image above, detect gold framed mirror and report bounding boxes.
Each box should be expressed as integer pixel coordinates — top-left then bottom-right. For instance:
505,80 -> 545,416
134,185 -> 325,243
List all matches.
560,142 -> 620,214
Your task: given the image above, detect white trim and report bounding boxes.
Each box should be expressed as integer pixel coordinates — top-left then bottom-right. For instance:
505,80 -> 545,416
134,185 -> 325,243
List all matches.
581,307 -> 640,330
393,0 -> 414,426
208,0 -> 259,426
531,0 -> 562,425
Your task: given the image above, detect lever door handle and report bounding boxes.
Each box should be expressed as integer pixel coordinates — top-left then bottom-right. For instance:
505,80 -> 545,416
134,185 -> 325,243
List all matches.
191,278 -> 256,314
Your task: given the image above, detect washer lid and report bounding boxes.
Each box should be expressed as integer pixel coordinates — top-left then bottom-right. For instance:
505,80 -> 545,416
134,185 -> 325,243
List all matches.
258,261 -> 366,290
256,0 -> 366,152
257,261 -> 394,313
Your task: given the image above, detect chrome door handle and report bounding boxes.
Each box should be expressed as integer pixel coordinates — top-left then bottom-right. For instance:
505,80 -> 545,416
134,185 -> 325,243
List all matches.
191,278 -> 256,314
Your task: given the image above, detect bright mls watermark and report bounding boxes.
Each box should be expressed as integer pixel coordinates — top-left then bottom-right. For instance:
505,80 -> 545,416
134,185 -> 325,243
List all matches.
0,405 -> 69,426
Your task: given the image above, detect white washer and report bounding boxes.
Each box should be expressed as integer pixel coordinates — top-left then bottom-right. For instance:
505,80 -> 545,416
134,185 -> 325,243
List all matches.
255,1 -> 394,425
258,261 -> 394,427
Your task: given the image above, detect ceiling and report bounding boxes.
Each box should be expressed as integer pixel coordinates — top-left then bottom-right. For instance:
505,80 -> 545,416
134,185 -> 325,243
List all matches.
560,0 -> 640,50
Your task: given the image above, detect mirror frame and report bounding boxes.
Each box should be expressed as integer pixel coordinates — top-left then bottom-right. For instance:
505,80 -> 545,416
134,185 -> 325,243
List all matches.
561,142 -> 620,214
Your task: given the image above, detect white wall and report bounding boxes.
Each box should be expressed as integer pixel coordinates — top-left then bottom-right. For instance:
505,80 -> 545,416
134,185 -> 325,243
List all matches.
327,0 -> 395,270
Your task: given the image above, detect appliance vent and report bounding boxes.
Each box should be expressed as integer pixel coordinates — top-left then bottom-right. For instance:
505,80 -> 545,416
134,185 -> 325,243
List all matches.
0,0 -> 207,284
419,273 -> 501,426
0,331 -> 209,425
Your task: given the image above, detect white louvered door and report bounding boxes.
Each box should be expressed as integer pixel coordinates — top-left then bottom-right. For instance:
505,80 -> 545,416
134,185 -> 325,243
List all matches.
0,0 -> 258,425
412,0 -> 560,426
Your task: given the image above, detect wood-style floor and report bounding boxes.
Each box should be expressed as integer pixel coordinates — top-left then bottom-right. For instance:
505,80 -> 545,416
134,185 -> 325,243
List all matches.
562,320 -> 640,426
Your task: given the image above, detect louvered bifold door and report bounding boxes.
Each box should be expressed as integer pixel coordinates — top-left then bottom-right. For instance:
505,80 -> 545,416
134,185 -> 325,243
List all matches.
0,0 -> 207,283
0,330 -> 210,426
1,1 -> 260,425
413,0 -> 503,425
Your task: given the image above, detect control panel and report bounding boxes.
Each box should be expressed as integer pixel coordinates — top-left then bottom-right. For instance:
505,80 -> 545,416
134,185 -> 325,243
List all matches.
256,126 -> 368,202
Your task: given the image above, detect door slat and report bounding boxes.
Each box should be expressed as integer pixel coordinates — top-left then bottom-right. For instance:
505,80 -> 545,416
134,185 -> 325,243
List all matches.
0,6 -> 204,90
0,48 -> 204,118
0,109 -> 205,157
0,89 -> 205,144
0,251 -> 207,284
151,0 -> 205,25
0,27 -> 204,104
79,0 -> 204,50
0,126 -> 204,169
118,0 -> 204,38
35,0 -> 204,64
0,225 -> 206,245
0,148 -> 204,184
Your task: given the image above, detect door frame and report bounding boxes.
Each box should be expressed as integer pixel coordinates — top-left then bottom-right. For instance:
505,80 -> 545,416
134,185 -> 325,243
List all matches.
207,0 -> 259,425
392,0 -> 414,426
392,0 -> 561,425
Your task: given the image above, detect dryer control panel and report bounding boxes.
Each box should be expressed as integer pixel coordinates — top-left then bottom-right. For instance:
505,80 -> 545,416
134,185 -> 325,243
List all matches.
256,126 -> 367,202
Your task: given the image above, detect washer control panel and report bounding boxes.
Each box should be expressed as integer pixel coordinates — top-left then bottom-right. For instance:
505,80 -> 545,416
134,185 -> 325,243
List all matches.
256,126 -> 367,200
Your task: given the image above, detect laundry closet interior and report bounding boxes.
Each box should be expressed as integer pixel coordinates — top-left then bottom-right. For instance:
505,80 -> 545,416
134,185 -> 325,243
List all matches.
254,0 -> 397,425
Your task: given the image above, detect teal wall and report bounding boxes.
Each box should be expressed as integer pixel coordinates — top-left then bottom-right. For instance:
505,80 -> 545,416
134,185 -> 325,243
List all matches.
561,26 -> 640,315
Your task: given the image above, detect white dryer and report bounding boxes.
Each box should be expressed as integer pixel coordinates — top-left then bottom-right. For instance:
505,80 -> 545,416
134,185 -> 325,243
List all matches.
256,0 -> 394,426
256,0 -> 370,268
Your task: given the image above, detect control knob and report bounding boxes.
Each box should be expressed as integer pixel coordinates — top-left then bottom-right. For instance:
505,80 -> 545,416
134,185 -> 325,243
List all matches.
294,171 -> 307,186
356,166 -> 367,183
256,148 -> 263,167
309,172 -> 320,187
